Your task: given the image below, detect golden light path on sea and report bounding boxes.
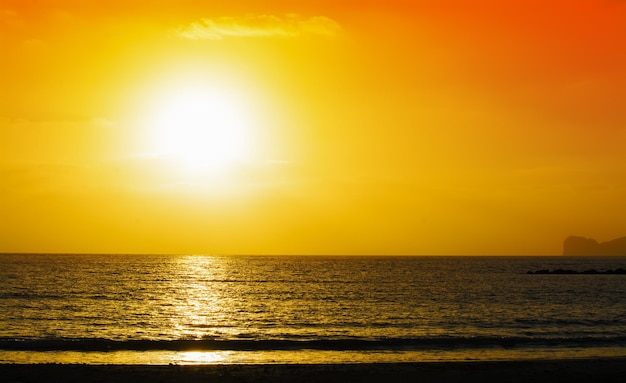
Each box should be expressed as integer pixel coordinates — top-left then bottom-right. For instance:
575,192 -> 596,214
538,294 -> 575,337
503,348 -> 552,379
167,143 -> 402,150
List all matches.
3,347 -> 626,365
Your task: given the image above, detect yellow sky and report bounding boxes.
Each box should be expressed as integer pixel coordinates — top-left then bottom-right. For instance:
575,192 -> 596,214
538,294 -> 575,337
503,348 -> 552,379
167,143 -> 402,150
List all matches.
1,0 -> 625,255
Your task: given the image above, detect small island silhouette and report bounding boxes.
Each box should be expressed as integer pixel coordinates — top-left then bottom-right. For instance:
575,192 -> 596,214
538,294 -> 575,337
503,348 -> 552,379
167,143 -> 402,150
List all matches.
562,236 -> 626,256
526,236 -> 626,275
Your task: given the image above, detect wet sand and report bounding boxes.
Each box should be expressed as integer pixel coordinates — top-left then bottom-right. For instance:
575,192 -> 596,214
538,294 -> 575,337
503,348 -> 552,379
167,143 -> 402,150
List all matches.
2,358 -> 626,383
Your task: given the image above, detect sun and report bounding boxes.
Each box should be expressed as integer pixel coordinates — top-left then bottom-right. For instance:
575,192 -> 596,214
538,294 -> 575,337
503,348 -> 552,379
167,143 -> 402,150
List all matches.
146,83 -> 253,175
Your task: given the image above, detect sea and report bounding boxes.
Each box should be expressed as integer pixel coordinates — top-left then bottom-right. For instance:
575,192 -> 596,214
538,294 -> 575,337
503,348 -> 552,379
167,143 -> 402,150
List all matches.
1,254 -> 625,365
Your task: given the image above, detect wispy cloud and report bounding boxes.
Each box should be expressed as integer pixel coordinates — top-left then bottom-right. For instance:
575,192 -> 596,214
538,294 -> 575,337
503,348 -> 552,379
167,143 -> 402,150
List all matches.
176,14 -> 341,40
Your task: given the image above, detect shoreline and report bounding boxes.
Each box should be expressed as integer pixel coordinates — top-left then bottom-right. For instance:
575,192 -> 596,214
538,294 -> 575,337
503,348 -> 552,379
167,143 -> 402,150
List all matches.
2,358 -> 626,383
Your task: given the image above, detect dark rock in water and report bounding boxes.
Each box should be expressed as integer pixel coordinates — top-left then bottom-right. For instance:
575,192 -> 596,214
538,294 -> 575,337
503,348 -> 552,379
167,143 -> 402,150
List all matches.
563,236 -> 626,256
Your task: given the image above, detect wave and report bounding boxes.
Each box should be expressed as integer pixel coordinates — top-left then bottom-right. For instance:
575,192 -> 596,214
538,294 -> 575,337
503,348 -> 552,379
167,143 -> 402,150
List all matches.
513,318 -> 624,327
2,336 -> 626,352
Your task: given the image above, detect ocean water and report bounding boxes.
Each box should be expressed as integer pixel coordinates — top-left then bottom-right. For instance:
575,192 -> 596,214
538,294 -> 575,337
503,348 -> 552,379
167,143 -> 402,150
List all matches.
1,254 -> 625,364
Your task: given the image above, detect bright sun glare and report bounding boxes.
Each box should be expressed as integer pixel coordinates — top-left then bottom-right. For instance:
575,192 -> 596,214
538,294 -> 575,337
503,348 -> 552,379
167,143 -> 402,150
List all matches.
146,84 -> 252,175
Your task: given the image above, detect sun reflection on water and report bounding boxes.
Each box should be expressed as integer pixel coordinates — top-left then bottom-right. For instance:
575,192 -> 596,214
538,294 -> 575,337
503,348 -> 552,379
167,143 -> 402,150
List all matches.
177,351 -> 231,364
169,256 -> 227,340
4,347 -> 626,365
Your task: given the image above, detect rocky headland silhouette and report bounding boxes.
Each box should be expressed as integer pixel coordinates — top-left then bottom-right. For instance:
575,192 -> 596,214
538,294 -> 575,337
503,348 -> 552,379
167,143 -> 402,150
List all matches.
526,236 -> 626,274
563,236 -> 626,256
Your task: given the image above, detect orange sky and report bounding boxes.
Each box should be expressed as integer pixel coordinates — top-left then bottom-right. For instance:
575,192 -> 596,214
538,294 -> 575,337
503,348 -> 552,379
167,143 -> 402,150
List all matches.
1,0 -> 625,255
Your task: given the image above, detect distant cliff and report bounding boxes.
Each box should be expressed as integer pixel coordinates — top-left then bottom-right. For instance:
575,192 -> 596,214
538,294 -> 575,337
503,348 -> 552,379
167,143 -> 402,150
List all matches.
563,236 -> 626,256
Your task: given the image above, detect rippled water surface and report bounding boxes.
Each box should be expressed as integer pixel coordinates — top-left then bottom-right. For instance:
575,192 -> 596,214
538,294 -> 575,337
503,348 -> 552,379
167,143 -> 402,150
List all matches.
1,254 -> 626,363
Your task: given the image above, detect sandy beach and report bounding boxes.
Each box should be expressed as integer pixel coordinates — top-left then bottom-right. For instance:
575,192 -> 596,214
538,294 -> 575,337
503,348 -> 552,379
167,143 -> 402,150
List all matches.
2,359 -> 626,383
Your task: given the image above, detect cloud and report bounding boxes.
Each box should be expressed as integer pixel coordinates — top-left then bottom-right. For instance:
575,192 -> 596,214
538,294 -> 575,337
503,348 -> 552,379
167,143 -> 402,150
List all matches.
176,14 -> 341,40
